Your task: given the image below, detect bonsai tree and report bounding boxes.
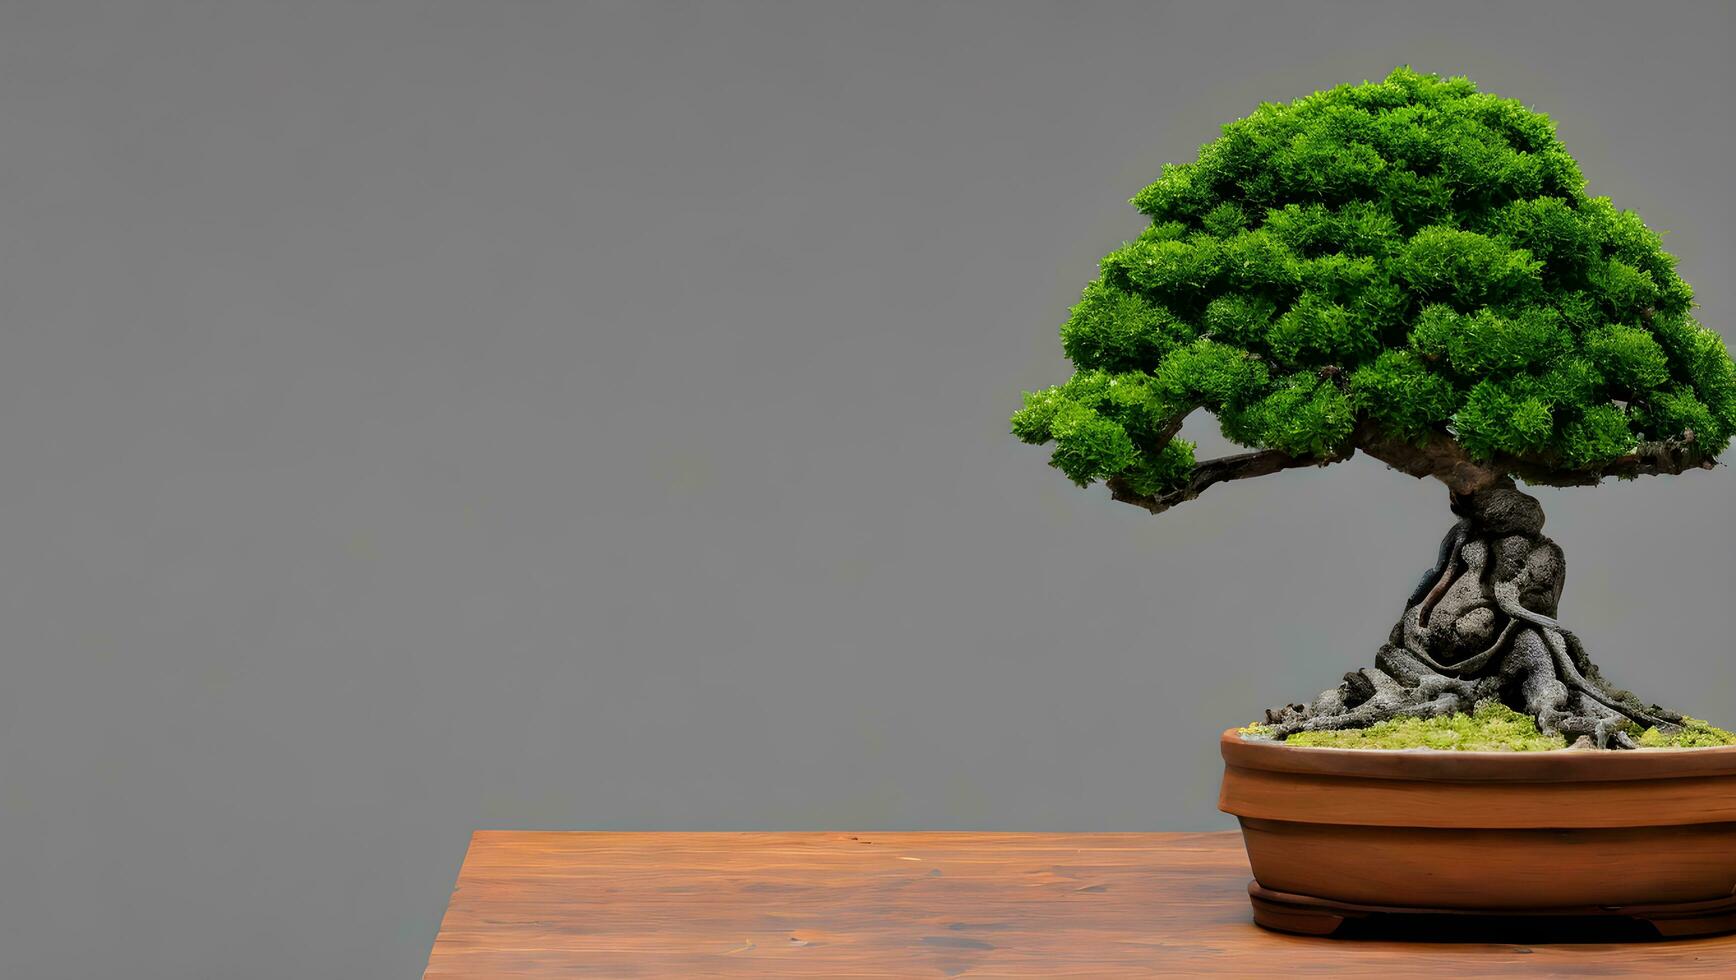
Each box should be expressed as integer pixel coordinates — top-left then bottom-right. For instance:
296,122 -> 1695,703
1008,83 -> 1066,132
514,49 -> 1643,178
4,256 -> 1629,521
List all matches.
1012,68 -> 1736,749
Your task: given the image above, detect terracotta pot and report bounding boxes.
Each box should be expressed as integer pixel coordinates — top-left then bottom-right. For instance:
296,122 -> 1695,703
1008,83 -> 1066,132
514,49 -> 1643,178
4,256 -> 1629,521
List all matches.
1218,728 -> 1736,937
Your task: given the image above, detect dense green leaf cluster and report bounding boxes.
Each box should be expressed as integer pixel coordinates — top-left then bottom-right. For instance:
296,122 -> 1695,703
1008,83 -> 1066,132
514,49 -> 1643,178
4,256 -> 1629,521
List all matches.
1014,68 -> 1735,498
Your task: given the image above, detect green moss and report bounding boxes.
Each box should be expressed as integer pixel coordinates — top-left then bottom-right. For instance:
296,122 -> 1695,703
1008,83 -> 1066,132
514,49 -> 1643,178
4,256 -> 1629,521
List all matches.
1252,704 -> 1736,751
1634,717 -> 1736,748
1280,701 -> 1567,751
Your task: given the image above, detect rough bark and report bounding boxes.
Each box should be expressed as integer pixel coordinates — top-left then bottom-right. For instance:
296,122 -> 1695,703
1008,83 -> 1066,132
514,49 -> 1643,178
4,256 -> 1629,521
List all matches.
1261,480 -> 1687,749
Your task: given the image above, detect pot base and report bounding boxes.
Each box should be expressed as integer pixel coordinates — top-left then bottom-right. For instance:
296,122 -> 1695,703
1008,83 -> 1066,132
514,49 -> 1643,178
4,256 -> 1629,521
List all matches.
1248,881 -> 1736,939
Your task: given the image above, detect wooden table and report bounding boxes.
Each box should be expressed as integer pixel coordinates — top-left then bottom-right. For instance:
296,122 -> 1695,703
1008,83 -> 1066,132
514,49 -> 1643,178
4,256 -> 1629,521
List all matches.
424,830 -> 1736,977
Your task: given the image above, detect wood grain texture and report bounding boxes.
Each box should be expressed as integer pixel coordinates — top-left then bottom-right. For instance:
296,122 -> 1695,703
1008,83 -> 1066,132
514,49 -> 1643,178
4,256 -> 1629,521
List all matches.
423,830 -> 1736,977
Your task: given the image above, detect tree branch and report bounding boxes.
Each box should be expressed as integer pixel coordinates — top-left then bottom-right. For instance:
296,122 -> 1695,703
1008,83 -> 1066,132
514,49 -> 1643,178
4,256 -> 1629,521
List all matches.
1506,434 -> 1716,487
1355,421 -> 1717,491
1110,418 -> 1716,518
1106,447 -> 1354,515
1353,422 -> 1505,495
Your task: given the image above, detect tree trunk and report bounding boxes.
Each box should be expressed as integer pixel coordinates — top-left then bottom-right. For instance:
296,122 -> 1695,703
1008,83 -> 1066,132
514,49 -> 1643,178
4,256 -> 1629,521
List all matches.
1263,480 -> 1686,749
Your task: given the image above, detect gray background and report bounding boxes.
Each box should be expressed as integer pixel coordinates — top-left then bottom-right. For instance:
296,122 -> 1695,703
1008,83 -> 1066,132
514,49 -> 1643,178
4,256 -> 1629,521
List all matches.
2,1 -> 1731,977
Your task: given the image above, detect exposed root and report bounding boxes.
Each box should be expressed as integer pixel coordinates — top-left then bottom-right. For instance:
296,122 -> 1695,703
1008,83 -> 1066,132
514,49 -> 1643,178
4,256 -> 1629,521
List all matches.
1263,482 -> 1687,749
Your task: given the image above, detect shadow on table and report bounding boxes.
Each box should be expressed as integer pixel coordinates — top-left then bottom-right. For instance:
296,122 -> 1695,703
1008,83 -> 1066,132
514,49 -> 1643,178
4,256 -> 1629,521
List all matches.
1333,914 -> 1668,944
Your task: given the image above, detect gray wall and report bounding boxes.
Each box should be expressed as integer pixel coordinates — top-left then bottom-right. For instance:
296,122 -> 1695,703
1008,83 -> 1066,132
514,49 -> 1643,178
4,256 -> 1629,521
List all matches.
2,2 -> 1731,977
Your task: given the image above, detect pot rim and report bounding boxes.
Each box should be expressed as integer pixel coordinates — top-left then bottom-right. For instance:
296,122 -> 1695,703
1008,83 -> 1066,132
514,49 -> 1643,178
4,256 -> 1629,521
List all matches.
1220,727 -> 1736,783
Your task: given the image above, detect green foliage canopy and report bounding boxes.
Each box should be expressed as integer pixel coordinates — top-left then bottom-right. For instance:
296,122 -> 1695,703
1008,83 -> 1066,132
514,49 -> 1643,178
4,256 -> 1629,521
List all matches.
1013,68 -> 1735,510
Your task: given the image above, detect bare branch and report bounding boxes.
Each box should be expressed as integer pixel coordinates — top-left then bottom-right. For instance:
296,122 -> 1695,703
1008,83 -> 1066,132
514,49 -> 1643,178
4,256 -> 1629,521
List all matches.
1107,447 -> 1354,516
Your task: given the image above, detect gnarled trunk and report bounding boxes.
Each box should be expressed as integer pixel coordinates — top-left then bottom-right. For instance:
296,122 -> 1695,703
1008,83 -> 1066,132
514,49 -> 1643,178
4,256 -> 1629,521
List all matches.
1263,480 -> 1685,749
